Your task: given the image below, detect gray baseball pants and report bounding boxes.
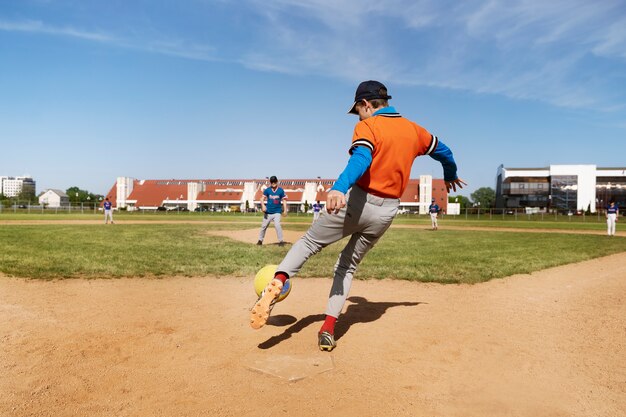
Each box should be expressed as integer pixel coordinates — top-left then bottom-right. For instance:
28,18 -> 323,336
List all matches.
277,185 -> 399,318
430,212 -> 438,228
258,213 -> 284,242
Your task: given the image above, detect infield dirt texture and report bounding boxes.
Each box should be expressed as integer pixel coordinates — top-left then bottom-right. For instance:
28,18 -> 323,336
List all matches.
1,238 -> 625,417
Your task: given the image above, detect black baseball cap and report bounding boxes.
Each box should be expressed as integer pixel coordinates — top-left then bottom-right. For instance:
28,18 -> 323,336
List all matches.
348,80 -> 392,114
269,175 -> 278,183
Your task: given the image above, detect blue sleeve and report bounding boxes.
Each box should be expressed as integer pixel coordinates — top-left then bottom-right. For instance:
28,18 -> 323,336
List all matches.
429,140 -> 458,182
330,146 -> 373,194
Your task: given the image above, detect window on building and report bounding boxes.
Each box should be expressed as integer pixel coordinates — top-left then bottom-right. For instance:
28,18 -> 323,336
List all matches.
551,175 -> 578,213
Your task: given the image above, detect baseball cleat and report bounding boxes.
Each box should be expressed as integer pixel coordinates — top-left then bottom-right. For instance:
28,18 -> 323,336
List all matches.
318,331 -> 337,352
250,279 -> 283,329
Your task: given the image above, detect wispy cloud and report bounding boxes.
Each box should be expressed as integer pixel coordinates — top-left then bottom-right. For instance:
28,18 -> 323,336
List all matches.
141,39 -> 217,62
0,19 -> 218,62
237,0 -> 626,111
2,0 -> 625,111
0,19 -> 114,42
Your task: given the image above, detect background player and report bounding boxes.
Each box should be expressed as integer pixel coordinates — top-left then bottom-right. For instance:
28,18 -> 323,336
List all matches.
606,201 -> 619,236
103,197 -> 114,225
312,201 -> 322,222
428,198 -> 440,230
250,80 -> 466,351
257,176 -> 287,246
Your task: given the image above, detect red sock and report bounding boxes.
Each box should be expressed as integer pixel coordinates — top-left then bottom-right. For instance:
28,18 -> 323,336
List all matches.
273,271 -> 289,284
319,315 -> 337,335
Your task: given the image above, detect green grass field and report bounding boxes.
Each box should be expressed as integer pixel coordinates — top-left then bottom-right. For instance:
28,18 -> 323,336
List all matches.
1,216 -> 624,283
0,209 -> 617,229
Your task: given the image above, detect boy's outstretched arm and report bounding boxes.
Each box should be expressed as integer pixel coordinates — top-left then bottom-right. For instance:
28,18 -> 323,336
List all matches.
428,140 -> 467,192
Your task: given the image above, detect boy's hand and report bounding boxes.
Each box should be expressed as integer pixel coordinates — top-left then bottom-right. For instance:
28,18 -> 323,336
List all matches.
326,190 -> 346,214
445,178 -> 467,193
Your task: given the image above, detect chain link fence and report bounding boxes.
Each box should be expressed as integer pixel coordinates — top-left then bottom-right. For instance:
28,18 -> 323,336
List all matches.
0,203 -> 619,222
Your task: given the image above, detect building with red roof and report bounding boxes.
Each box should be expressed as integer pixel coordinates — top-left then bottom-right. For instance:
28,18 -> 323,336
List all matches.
104,176 -> 448,214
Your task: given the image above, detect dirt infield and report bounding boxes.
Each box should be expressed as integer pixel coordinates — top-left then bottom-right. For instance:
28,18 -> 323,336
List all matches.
1,251 -> 625,417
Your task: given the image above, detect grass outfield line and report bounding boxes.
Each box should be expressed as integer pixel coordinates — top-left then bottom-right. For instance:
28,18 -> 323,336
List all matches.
0,211 -> 619,231
0,223 -> 624,283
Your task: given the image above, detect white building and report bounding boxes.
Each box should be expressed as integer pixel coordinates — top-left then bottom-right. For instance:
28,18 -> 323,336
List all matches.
38,189 -> 70,208
495,165 -> 626,213
0,176 -> 36,198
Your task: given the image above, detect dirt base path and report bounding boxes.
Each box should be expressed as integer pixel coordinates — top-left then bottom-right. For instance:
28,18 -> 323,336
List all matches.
1,253 -> 625,417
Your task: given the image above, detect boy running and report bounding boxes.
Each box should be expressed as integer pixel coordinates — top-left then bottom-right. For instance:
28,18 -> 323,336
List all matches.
250,80 -> 466,351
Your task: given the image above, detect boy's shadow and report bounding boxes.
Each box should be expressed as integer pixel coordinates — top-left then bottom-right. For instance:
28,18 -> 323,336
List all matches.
257,296 -> 423,349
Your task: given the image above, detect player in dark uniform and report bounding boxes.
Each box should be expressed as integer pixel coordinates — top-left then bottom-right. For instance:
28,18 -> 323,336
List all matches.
606,201 -> 619,236
429,198 -> 440,230
257,176 -> 287,246
103,197 -> 114,224
312,201 -> 322,222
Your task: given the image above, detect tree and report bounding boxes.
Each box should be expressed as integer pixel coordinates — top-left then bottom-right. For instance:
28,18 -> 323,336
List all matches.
65,186 -> 102,203
17,189 -> 37,204
304,200 -> 309,213
66,186 -> 85,203
448,195 -> 471,209
470,187 -> 496,208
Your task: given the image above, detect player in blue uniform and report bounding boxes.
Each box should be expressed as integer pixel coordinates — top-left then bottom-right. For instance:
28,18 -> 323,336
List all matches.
312,201 -> 322,222
257,176 -> 287,246
103,197 -> 114,224
428,198 -> 440,230
606,201 -> 619,236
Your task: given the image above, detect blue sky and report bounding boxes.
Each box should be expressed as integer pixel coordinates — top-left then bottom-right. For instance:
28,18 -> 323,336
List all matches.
1,0 -> 625,197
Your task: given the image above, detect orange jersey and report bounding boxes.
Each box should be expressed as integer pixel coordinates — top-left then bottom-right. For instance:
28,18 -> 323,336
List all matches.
352,112 -> 438,198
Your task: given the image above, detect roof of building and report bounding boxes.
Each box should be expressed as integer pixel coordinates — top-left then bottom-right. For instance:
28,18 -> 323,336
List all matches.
42,189 -> 68,197
105,177 -> 448,208
128,180 -> 188,207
